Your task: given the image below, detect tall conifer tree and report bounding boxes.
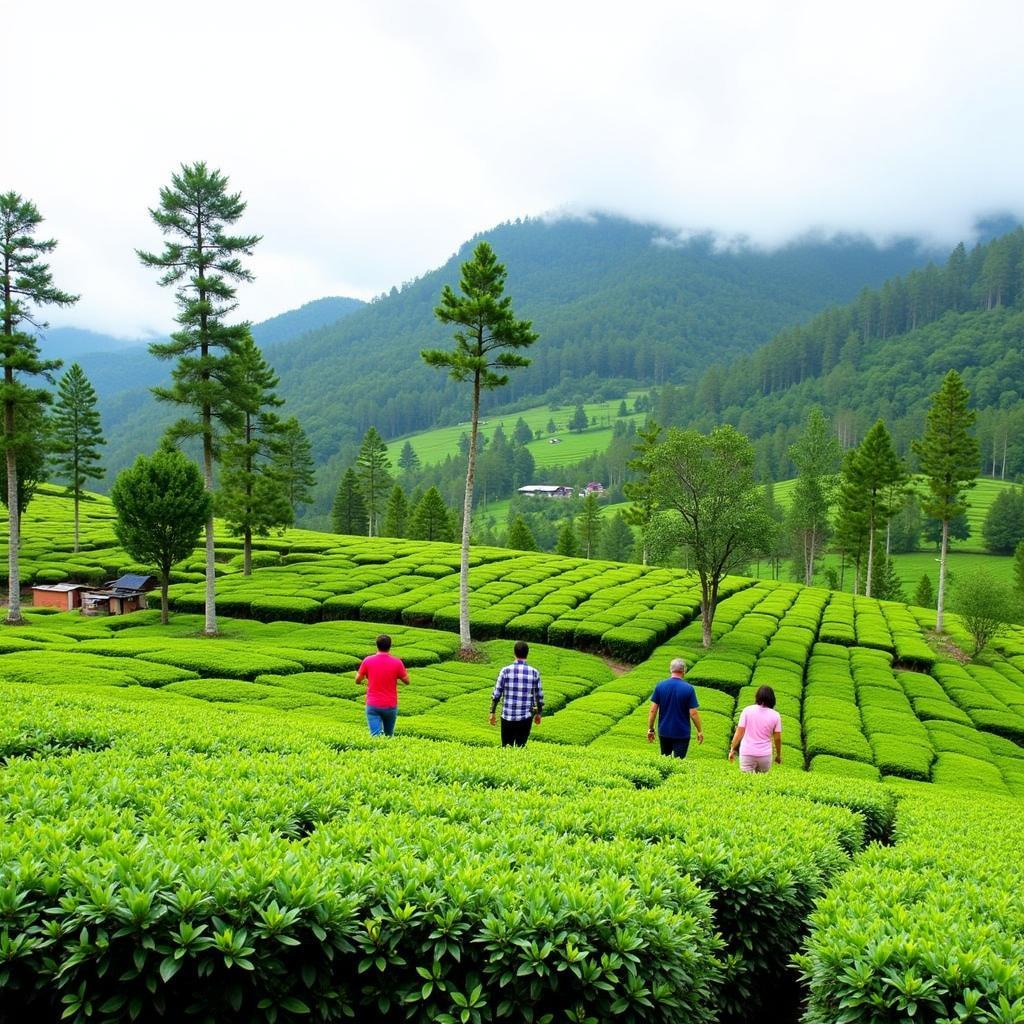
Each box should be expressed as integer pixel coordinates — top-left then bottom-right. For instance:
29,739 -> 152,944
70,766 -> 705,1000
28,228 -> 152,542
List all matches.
138,162 -> 261,635
332,468 -> 368,535
50,363 -> 105,553
355,427 -> 391,537
912,370 -> 980,631
0,193 -> 76,623
272,416 -> 316,518
422,242 -> 538,651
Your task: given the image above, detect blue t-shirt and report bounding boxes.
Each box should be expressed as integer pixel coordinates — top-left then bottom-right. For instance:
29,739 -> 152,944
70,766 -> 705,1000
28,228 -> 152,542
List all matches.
651,677 -> 699,738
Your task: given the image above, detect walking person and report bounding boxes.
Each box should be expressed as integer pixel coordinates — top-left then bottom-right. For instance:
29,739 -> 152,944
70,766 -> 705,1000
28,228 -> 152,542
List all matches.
647,658 -> 703,757
356,634 -> 410,737
728,685 -> 782,772
489,640 -> 543,747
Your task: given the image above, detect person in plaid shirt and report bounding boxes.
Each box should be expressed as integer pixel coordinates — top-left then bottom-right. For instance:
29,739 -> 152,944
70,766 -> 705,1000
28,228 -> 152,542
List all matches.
489,640 -> 543,747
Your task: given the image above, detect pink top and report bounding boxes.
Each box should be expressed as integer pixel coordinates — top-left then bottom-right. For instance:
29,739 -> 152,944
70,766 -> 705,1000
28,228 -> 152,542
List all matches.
738,704 -> 782,757
356,652 -> 408,708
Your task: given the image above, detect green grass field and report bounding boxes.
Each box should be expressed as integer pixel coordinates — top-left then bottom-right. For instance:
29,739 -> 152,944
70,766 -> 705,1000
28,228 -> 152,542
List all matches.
1,489 -> 1021,1022
392,392 -> 645,473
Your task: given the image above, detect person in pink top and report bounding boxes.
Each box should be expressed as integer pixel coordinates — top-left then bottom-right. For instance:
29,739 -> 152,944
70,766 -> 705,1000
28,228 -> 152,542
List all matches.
355,634 -> 410,737
728,685 -> 782,773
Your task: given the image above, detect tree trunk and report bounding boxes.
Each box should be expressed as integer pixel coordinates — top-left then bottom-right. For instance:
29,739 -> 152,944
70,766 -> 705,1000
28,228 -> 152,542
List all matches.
244,527 -> 252,576
5,426 -> 21,625
936,518 -> 949,633
458,377 -> 481,651
160,577 -> 169,626
700,575 -> 712,648
73,493 -> 80,554
885,520 -> 891,556
864,522 -> 875,598
202,427 -> 217,636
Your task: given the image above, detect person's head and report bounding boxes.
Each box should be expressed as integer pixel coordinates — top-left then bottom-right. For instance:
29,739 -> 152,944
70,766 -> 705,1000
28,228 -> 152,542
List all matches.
514,640 -> 529,660
669,657 -> 687,676
376,634 -> 392,652
755,685 -> 776,708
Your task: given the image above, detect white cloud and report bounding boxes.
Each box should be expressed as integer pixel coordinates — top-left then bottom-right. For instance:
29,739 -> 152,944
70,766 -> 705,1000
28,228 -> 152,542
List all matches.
10,0 -> 1024,335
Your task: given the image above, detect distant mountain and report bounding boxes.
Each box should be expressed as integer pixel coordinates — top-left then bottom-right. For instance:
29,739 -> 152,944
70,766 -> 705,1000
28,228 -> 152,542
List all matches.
668,227 -> 1024,480
85,215 -> 951,493
35,326 -> 147,362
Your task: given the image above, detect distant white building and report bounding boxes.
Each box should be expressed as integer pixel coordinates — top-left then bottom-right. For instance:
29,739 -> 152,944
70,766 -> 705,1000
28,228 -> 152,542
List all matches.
518,485 -> 573,499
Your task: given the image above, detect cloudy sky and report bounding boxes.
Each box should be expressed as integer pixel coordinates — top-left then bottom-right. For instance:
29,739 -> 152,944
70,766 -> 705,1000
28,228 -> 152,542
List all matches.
10,0 -> 1023,337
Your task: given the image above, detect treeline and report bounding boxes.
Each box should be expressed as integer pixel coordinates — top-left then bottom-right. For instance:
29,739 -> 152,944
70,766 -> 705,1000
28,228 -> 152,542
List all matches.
667,228 -> 1024,479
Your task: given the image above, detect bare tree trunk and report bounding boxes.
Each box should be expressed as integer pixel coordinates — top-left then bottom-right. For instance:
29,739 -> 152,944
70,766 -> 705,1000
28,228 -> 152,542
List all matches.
864,522 -> 875,598
458,376 -> 481,651
161,577 -> 169,626
1001,431 -> 1008,480
700,576 -> 712,648
936,518 -> 949,632
243,527 -> 252,576
5,434 -> 21,625
73,493 -> 80,554
202,427 -> 217,636
885,520 -> 891,556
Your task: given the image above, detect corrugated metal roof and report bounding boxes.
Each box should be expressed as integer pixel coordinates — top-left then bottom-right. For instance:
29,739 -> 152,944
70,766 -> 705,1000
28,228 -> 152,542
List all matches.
111,574 -> 153,591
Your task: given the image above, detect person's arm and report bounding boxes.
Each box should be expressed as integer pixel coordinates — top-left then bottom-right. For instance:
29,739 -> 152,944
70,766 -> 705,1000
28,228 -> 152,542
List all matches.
646,702 -> 659,743
398,659 -> 410,686
773,728 -> 782,764
690,708 -> 704,745
728,725 -> 745,761
355,659 -> 368,686
489,669 -> 505,726
533,670 -> 543,725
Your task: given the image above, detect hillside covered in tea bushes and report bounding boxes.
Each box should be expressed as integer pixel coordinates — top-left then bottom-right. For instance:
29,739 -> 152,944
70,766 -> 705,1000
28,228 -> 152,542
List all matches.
1,489 -> 1022,1022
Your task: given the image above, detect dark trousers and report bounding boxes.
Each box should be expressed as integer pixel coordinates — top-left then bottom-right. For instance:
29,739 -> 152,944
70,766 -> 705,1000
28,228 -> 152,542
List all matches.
659,735 -> 690,758
500,717 -> 533,747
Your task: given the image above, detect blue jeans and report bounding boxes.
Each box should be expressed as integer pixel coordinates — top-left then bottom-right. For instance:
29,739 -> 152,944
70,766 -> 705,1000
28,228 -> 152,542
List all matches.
366,705 -> 397,737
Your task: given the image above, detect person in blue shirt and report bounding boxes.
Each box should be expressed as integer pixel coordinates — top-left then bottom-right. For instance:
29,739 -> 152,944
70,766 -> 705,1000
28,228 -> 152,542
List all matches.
647,658 -> 703,757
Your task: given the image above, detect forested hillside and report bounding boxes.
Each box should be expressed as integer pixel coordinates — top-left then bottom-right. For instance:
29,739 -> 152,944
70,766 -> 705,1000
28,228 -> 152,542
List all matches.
664,228 -> 1024,479
89,215 -> 934,483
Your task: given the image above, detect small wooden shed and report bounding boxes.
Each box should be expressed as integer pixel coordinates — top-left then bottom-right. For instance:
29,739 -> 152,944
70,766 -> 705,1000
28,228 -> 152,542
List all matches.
31,582 -> 90,611
82,574 -> 157,616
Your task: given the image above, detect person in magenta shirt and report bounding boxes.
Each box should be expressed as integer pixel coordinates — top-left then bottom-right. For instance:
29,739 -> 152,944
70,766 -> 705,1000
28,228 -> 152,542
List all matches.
355,634 -> 410,737
728,685 -> 782,773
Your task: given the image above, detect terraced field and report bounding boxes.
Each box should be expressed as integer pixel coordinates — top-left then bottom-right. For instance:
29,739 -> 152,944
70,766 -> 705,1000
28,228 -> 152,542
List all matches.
1,490 -> 1022,1022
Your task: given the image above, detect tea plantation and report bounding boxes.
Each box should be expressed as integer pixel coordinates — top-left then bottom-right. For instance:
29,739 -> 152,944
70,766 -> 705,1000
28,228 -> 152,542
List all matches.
1,490 -> 1022,1022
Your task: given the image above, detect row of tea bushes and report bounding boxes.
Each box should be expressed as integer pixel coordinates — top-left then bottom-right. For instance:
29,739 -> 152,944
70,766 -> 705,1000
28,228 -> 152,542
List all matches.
797,783 -> 1024,1024
0,680 -> 887,1023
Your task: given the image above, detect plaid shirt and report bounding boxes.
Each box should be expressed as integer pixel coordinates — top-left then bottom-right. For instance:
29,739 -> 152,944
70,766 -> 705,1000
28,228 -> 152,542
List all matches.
491,660 -> 544,722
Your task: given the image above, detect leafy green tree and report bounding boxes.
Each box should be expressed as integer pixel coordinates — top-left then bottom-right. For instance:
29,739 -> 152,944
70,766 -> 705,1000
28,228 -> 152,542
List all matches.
0,404 -> 48,543
912,370 -> 980,631
216,336 -> 291,575
397,440 -> 420,477
617,400 -> 628,417
598,511 -> 634,562
332,468 -> 367,535
49,363 -> 105,554
421,241 -> 538,651
568,404 -> 589,432
408,486 -> 454,542
643,425 -> 775,647
272,416 -> 316,518
139,161 -> 260,636
623,420 -> 661,564
355,426 -> 391,536
786,407 -> 839,585
507,514 -> 537,551
982,488 -> 1024,554
889,494 -> 923,554
577,493 -> 604,558
954,569 -> 1014,655
1,192 -> 76,623
382,484 -> 409,538
833,496 -> 870,594
513,417 -> 534,445
914,573 -> 935,609
555,518 -> 580,557
838,420 -> 907,597
1014,540 -> 1024,600
110,447 -> 210,625
870,552 -> 905,602
546,418 -> 557,434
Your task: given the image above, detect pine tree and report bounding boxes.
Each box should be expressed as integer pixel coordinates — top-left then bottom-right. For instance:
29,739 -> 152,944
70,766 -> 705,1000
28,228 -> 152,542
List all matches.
569,404 -> 589,432
507,515 -> 537,551
49,363 -> 105,553
838,420 -> 907,597
1,192 -> 77,623
598,512 -> 635,562
577,493 -> 604,558
912,370 -> 980,631
138,162 -> 261,636
382,484 -> 409,538
786,407 -> 839,586
513,417 -> 534,445
272,416 -> 316,518
913,573 -> 935,609
422,241 -> 538,651
397,440 -> 420,477
623,420 -> 662,564
408,486 -> 454,542
332,468 -> 367,535
216,336 -> 291,575
111,447 -> 210,625
555,518 -> 580,557
617,400 -> 628,417
355,426 -> 391,537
